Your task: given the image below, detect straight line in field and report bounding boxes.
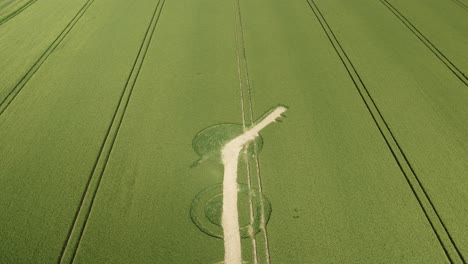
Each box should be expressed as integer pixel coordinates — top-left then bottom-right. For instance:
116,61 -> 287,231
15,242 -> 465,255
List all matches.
0,0 -> 39,26
233,0 -> 271,262
58,0 -> 166,263
0,0 -> 95,117
222,106 -> 287,264
306,0 -> 466,263
380,0 -> 467,86
234,7 -> 259,263
235,6 -> 272,262
448,0 -> 468,12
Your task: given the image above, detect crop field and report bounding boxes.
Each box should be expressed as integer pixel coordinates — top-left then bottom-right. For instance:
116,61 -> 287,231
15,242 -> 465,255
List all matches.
0,0 -> 467,263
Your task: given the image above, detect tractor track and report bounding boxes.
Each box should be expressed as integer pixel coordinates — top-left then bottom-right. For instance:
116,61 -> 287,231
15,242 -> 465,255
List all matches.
380,0 -> 467,86
58,0 -> 166,262
306,0 -> 466,262
0,0 -> 39,26
0,0 -> 96,117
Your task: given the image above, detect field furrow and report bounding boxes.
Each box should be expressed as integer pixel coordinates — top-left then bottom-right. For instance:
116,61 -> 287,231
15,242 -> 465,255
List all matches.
383,0 -> 468,82
307,0 -> 461,261
0,0 -> 93,105
313,0 -> 468,261
449,0 -> 468,12
59,0 -> 166,262
0,0 -> 163,262
0,0 -> 38,25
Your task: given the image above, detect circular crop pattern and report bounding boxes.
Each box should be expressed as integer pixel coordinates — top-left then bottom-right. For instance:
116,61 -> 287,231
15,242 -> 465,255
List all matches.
190,184 -> 272,239
192,123 -> 263,164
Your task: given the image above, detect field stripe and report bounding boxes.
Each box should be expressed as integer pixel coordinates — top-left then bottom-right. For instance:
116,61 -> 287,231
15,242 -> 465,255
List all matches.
233,0 -> 261,262
449,0 -> 468,12
58,0 -> 166,262
233,0 -> 272,262
222,106 -> 286,264
306,0 -> 466,263
234,6 -> 259,262
0,0 -> 95,117
380,0 -> 467,86
0,0 -> 38,26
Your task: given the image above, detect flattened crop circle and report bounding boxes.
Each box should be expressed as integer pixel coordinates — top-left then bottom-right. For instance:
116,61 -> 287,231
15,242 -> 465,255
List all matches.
190,184 -> 271,239
192,123 -> 263,160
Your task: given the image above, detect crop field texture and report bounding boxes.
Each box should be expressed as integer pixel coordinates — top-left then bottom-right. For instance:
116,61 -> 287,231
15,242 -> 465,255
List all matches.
0,0 -> 467,263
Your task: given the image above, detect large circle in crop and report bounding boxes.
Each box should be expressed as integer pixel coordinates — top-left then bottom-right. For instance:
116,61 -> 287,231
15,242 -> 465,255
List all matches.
190,184 -> 272,239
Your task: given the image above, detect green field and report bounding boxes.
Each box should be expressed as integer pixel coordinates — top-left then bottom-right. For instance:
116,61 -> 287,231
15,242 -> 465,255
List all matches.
0,0 -> 467,263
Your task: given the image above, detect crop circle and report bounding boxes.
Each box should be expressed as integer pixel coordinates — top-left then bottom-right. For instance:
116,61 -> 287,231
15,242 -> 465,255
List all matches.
190,184 -> 271,239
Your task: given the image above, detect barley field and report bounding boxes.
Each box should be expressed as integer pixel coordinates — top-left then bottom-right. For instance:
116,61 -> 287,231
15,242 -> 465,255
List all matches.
0,0 -> 467,263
